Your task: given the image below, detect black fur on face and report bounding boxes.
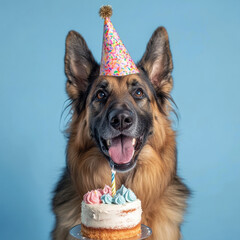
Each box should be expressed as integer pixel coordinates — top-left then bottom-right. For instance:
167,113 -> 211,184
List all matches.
88,75 -> 153,172
64,27 -> 173,172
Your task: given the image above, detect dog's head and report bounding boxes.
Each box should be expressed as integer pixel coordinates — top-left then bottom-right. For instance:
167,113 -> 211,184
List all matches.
65,27 -> 173,172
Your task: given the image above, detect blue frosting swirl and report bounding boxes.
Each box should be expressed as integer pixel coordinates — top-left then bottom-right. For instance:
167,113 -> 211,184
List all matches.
112,193 -> 126,205
101,185 -> 137,205
116,184 -> 128,196
124,189 -> 137,202
101,194 -> 113,204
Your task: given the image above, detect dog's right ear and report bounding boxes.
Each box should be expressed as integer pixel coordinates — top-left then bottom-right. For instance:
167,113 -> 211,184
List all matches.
138,27 -> 173,95
65,31 -> 99,99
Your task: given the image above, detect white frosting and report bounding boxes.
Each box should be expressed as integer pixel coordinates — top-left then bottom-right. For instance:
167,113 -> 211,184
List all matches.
81,199 -> 142,229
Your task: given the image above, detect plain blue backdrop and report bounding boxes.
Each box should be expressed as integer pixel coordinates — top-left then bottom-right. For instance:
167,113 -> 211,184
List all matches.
1,0 -> 240,239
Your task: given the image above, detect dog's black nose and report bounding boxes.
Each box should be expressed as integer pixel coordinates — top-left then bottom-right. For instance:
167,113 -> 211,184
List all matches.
109,109 -> 133,131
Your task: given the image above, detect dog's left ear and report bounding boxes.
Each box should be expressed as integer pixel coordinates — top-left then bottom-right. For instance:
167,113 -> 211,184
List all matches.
138,27 -> 173,94
65,31 -> 99,100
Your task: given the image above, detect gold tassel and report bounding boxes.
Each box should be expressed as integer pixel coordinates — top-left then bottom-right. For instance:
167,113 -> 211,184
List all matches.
99,5 -> 113,19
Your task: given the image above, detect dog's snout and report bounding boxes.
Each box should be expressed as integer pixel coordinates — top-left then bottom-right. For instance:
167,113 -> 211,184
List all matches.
109,109 -> 133,131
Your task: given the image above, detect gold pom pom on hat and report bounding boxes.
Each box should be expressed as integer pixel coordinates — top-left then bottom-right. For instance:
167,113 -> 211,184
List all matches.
99,5 -> 113,19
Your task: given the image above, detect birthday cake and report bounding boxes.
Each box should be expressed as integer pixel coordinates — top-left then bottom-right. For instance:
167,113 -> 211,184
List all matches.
81,185 -> 142,240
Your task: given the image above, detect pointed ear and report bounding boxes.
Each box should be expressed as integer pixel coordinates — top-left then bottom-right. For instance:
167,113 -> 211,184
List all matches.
138,27 -> 173,94
65,31 -> 99,99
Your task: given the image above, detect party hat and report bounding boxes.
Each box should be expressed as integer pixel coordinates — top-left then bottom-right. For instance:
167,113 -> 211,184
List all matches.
99,6 -> 139,76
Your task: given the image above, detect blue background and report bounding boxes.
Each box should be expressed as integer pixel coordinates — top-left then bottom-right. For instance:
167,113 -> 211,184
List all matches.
1,0 -> 240,239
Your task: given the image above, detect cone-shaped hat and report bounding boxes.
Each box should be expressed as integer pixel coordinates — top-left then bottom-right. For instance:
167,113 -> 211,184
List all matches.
99,6 -> 139,76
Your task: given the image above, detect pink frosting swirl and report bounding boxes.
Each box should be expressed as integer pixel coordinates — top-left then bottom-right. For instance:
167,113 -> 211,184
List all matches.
99,185 -> 112,196
83,190 -> 102,204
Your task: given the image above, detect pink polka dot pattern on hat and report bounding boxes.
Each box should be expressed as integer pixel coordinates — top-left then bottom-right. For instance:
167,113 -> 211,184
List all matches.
100,17 -> 139,76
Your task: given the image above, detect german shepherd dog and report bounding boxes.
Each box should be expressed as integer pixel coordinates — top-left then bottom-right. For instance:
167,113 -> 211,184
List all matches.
52,27 -> 189,240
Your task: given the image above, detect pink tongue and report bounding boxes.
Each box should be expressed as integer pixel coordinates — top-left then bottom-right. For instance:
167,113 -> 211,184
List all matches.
108,136 -> 134,165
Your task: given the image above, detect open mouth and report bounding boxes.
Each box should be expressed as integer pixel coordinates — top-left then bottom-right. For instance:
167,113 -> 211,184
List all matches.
100,134 -> 143,172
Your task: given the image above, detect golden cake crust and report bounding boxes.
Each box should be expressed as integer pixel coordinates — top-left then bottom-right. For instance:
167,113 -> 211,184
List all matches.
81,223 -> 141,240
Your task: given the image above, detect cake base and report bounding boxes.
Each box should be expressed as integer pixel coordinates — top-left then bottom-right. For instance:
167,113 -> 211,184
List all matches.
81,223 -> 141,240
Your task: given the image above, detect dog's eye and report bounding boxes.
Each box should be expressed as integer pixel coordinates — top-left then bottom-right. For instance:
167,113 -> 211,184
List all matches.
133,88 -> 144,99
96,90 -> 106,100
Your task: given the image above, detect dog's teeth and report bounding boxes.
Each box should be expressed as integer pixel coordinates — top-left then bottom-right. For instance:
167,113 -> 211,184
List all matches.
132,138 -> 136,146
106,139 -> 111,147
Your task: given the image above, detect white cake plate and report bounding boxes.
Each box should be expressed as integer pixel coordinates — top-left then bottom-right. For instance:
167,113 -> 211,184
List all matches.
70,224 -> 152,240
